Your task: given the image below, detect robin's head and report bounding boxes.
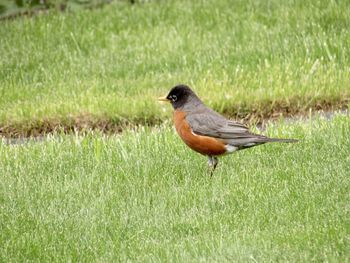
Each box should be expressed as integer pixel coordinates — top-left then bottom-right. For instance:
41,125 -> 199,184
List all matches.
158,84 -> 199,109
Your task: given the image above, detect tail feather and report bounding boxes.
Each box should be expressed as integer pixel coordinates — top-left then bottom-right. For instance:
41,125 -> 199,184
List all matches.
224,134 -> 298,148
249,133 -> 298,143
266,138 -> 298,143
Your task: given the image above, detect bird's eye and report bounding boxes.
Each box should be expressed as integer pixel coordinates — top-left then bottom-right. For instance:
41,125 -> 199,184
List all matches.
171,95 -> 177,102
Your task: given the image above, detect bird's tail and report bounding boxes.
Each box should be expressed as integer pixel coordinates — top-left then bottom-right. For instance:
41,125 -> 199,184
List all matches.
267,137 -> 298,143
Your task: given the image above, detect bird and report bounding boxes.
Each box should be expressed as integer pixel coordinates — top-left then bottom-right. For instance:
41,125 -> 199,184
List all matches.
158,84 -> 298,175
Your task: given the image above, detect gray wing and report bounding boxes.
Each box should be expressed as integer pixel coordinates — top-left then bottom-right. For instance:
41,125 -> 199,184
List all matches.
186,108 -> 270,147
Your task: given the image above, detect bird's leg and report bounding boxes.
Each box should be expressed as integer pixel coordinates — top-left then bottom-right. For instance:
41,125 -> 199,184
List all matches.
207,156 -> 219,176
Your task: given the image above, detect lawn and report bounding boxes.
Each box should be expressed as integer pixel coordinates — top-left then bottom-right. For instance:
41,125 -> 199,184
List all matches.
0,114 -> 349,261
0,0 -> 349,136
1,0 -> 349,261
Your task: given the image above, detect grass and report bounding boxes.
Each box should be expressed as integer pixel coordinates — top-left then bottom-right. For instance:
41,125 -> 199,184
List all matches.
0,114 -> 349,261
1,0 -> 350,136
1,0 -> 349,261
0,0 -> 114,20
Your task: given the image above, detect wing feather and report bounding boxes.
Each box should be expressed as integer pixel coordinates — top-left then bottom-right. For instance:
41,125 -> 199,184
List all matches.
186,108 -> 269,147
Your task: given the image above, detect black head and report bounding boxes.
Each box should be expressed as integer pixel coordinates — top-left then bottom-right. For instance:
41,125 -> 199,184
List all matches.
165,84 -> 198,109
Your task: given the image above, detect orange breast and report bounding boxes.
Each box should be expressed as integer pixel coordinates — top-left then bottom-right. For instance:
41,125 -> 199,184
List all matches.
173,110 -> 227,156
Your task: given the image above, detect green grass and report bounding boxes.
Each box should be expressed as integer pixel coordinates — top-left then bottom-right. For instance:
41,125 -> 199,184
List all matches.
1,114 -> 349,261
1,0 -> 349,261
1,0 -> 350,135
0,0 -> 114,20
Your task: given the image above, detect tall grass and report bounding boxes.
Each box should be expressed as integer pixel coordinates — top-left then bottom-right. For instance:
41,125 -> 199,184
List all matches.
0,0 -> 349,133
0,115 -> 349,261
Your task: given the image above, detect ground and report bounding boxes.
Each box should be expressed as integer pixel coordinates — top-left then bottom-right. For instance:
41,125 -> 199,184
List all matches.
1,115 -> 349,261
0,0 -> 349,261
0,0 -> 349,136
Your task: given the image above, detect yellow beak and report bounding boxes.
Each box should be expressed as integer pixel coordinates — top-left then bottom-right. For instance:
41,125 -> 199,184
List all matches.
158,96 -> 169,102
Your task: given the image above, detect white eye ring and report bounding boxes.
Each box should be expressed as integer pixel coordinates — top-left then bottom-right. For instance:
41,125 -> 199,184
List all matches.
171,95 -> 177,102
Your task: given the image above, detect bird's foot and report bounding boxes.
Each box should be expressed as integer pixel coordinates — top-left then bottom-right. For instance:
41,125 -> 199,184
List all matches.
207,156 -> 218,177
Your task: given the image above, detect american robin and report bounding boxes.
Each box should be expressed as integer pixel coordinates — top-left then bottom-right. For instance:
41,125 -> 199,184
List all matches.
159,84 -> 297,175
